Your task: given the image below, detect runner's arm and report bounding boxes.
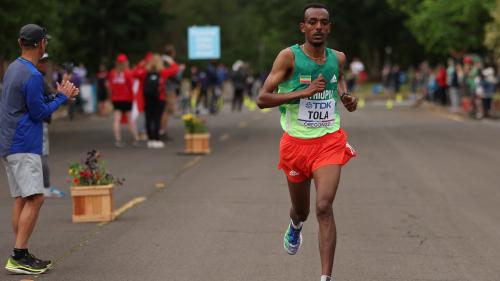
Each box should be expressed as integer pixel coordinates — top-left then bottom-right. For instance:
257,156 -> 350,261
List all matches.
257,49 -> 320,109
337,51 -> 357,112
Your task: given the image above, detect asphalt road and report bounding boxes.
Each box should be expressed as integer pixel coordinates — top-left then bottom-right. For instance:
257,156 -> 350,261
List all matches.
1,102 -> 499,281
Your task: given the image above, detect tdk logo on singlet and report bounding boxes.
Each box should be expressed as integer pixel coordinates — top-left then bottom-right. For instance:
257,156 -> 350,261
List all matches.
305,101 -> 332,110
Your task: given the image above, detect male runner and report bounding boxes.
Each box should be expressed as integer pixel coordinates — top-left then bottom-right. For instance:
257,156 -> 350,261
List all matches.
256,3 -> 357,281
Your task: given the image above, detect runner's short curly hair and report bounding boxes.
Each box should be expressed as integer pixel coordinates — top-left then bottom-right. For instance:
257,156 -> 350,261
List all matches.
302,3 -> 330,21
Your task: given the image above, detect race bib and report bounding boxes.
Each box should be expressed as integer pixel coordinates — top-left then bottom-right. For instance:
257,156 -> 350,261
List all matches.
298,98 -> 335,128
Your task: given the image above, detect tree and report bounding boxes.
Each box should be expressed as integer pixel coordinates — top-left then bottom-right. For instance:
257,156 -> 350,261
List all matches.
0,0 -> 69,61
485,0 -> 500,62
0,0 -> 445,78
0,0 -> 168,74
163,0 -> 419,77
389,0 -> 495,55
57,0 -> 168,72
329,0 -> 423,78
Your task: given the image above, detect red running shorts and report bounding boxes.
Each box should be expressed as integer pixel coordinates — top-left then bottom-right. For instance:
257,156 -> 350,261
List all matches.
278,129 -> 357,183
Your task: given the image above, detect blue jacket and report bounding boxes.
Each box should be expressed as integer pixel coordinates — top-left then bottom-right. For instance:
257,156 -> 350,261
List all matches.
0,57 -> 67,157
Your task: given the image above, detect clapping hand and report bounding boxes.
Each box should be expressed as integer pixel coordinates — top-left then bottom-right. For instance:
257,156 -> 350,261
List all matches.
57,80 -> 79,100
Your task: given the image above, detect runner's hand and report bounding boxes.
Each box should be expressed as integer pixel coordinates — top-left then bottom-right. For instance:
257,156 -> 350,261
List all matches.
57,80 -> 78,100
303,74 -> 326,98
341,94 -> 357,112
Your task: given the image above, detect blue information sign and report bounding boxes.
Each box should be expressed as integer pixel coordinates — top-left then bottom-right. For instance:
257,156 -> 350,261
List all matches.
188,26 -> 221,60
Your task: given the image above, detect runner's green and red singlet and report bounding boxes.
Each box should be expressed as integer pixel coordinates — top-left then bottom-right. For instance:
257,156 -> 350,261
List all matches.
278,44 -> 341,139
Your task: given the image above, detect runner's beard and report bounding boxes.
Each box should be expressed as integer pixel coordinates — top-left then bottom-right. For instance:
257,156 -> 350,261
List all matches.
311,41 -> 325,48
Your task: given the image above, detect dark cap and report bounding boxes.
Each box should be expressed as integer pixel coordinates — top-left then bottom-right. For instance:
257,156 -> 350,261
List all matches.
19,24 -> 49,46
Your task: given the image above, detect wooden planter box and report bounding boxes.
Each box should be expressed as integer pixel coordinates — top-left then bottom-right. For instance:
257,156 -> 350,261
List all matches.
70,184 -> 115,223
184,133 -> 210,154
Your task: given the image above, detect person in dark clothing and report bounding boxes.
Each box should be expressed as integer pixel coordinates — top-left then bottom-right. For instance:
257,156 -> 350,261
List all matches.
389,65 -> 401,96
206,61 -> 219,114
138,54 -> 179,148
96,63 -> 109,116
231,66 -> 247,111
185,66 -> 199,113
197,70 -> 210,111
143,55 -> 165,148
65,63 -> 83,120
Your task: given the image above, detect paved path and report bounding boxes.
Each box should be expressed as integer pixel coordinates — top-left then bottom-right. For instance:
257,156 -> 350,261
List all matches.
1,103 -> 499,280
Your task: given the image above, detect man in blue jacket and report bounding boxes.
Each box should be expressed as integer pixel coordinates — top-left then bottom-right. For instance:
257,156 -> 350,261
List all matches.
1,24 -> 78,275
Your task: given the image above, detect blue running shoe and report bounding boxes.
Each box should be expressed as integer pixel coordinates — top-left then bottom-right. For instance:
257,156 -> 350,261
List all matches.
44,187 -> 65,198
283,222 -> 302,255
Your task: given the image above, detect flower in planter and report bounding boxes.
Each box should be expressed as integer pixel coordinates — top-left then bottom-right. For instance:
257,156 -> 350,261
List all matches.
182,113 -> 208,134
68,150 -> 124,187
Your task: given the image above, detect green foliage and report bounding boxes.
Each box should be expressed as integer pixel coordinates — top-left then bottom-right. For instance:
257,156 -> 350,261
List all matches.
389,0 -> 494,55
0,0 -> 69,59
328,0 -> 423,76
3,0 -> 496,77
163,0 -> 417,75
58,0 -> 168,71
0,0 -> 167,72
485,0 -> 500,58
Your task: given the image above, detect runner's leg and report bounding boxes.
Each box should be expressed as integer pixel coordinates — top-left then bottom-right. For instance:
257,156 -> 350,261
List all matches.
288,178 -> 311,225
313,165 -> 341,277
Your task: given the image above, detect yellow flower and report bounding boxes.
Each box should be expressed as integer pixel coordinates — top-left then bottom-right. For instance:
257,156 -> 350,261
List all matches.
182,114 -> 194,121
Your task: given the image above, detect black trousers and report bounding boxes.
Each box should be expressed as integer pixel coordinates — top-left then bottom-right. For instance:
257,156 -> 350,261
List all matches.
232,89 -> 244,111
436,86 -> 448,105
482,97 -> 492,117
144,95 -> 165,141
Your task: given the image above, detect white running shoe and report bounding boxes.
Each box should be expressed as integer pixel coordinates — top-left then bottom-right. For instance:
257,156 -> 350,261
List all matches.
155,141 -> 165,148
147,141 -> 155,148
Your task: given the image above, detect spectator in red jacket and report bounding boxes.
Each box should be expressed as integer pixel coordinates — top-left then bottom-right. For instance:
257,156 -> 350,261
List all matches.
436,64 -> 448,106
108,54 -> 139,148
